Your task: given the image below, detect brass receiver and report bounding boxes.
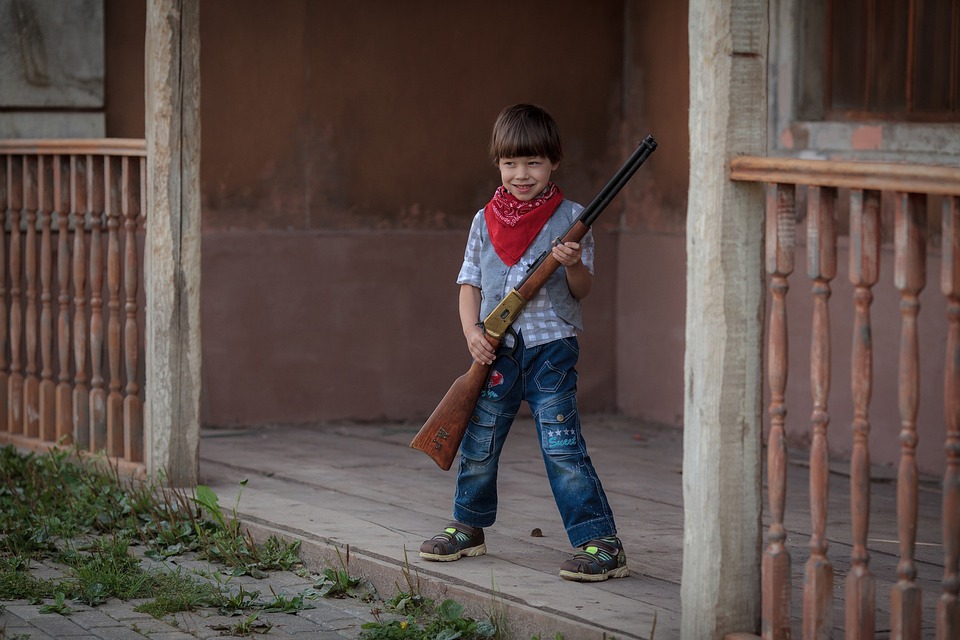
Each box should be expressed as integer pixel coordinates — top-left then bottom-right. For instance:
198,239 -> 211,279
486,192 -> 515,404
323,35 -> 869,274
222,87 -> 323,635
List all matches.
481,290 -> 527,340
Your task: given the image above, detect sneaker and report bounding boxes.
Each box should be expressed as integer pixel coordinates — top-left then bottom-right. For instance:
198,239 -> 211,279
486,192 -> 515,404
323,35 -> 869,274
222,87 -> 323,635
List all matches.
419,522 -> 486,562
559,537 -> 629,582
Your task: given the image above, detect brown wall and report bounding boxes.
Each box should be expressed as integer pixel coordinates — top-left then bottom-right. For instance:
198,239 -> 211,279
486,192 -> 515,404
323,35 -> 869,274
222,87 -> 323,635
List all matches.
105,0 -> 646,425
104,1 -> 952,475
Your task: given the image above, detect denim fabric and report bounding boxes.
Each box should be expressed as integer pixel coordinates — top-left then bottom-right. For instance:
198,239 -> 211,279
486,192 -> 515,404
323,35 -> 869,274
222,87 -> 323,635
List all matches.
452,333 -> 617,548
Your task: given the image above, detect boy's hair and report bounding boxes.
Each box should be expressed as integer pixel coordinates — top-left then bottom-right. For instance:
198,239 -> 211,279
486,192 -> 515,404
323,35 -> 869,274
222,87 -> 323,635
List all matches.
489,104 -> 563,165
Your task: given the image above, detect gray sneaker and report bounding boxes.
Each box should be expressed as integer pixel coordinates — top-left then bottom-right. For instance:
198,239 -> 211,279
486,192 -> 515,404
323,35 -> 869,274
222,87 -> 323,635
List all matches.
419,522 -> 486,562
559,537 -> 629,582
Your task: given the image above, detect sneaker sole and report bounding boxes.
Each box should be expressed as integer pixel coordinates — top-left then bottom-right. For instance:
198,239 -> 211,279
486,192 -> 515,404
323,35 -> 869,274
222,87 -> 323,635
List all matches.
419,543 -> 487,562
559,565 -> 629,582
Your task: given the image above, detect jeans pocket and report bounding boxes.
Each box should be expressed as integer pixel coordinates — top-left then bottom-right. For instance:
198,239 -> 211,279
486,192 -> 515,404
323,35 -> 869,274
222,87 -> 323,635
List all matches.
539,395 -> 580,456
533,338 -> 578,394
535,360 -> 567,393
461,401 -> 497,462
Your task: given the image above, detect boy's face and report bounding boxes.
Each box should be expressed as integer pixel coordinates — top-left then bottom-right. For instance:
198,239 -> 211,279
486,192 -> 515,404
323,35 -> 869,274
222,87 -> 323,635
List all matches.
497,156 -> 559,202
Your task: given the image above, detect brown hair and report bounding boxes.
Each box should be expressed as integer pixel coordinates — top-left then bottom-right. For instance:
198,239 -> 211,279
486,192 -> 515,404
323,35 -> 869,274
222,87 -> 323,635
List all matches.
488,104 -> 563,165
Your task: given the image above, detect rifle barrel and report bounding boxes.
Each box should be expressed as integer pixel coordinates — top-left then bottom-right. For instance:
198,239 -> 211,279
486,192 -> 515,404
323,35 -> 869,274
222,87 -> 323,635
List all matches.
579,135 -> 657,228
517,135 -> 657,286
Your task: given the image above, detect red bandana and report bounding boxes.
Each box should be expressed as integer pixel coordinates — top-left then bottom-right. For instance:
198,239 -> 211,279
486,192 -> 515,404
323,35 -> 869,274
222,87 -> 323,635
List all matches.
483,183 -> 563,266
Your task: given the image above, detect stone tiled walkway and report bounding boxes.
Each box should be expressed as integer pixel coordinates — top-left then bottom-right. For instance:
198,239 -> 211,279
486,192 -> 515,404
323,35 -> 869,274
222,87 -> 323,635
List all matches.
0,551 -> 396,640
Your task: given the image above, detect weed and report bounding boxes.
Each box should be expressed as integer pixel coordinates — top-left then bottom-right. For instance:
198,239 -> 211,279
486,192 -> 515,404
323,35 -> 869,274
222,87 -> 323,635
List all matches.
360,597 -> 498,640
210,611 -> 272,636
37,592 -> 74,615
218,584 -> 261,616
0,445 -> 301,622
313,547 -> 376,601
132,571 -> 224,618
260,586 -> 316,613
386,591 -> 430,617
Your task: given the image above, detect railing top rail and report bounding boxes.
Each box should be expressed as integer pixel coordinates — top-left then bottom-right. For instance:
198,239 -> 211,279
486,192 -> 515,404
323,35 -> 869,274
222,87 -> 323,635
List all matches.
730,155 -> 960,196
0,138 -> 146,157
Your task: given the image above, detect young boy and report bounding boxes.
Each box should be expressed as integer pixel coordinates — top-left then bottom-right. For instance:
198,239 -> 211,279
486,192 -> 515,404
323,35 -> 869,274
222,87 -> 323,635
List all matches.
419,104 -> 627,582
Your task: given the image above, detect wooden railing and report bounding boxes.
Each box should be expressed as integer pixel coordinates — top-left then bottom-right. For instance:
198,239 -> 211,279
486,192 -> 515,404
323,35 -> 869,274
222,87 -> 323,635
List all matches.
731,156 -> 960,640
0,140 -> 146,475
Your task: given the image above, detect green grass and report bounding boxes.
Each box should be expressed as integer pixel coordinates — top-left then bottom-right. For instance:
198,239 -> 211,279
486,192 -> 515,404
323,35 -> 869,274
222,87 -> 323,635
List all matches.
0,444 -> 531,639
0,444 -> 299,618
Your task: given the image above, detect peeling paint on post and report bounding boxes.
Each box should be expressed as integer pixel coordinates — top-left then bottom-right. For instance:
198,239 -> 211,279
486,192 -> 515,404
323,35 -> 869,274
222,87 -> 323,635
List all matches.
144,0 -> 201,486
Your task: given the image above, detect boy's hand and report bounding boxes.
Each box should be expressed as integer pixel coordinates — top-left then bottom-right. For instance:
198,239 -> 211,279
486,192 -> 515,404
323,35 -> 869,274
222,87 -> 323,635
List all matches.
465,324 -> 496,365
552,241 -> 583,267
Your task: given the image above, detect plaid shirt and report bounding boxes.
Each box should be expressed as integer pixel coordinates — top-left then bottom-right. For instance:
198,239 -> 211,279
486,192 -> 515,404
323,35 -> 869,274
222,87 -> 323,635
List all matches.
456,208 -> 595,347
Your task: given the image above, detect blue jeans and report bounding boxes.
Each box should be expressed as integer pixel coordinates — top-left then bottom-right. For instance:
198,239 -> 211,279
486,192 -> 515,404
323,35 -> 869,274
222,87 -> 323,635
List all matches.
452,333 -> 617,548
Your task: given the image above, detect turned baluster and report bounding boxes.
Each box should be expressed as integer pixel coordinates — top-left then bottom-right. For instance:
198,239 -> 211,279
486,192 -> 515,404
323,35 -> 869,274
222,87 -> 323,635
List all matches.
23,156 -> 39,438
0,158 -> 8,433
891,191 -> 926,639
804,185 -> 836,639
88,157 -> 106,451
8,157 -> 23,434
105,157 -> 123,458
846,189 -> 880,639
939,195 -> 960,640
38,156 -> 56,442
72,156 -> 90,449
54,155 -> 72,443
122,157 -> 143,462
763,182 -> 795,640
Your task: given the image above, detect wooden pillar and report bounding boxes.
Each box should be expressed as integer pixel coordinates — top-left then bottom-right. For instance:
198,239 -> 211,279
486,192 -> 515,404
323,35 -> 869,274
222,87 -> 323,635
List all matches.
144,0 -> 201,486
682,0 -> 768,638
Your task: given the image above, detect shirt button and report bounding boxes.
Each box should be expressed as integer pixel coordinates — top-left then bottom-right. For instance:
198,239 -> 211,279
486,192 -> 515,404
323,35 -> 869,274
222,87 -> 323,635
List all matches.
556,414 -> 565,422
494,294 -> 501,301
500,269 -> 507,275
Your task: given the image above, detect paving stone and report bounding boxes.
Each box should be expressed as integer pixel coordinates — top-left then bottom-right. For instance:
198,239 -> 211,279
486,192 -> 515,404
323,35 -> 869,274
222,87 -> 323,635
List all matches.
69,608 -> 127,629
94,602 -> 156,622
141,633 -> 197,640
258,611 -> 321,633
88,626 -> 150,639
2,603 -> 45,621
27,613 -> 93,636
1,629 -> 57,640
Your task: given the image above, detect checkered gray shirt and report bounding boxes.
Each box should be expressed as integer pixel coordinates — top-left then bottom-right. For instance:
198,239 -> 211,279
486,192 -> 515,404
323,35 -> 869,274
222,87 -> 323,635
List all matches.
456,208 -> 595,347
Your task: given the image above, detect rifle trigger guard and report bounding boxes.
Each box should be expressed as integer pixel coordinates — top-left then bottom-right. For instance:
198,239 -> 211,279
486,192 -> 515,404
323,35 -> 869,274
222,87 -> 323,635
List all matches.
497,326 -> 519,359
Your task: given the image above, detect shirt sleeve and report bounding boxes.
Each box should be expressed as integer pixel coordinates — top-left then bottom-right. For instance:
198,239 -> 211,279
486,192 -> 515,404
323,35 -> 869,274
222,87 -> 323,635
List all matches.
456,210 -> 484,287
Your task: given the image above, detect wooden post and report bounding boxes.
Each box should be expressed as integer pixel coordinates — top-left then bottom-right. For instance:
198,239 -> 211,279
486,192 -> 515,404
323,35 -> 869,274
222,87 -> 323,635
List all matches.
144,0 -> 201,486
940,195 -> 960,640
763,183 -> 795,640
847,189 -> 880,639
55,155 -> 73,444
804,185 -> 837,638
682,0 -> 768,637
891,191 -> 926,639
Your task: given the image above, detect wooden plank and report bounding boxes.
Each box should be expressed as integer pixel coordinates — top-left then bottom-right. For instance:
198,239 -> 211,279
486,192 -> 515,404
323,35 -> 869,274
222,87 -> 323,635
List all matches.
730,156 -> 960,196
0,139 -> 146,157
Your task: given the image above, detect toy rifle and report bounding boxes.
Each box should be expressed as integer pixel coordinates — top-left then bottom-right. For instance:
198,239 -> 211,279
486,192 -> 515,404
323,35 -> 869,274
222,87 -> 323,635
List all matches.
410,135 -> 658,470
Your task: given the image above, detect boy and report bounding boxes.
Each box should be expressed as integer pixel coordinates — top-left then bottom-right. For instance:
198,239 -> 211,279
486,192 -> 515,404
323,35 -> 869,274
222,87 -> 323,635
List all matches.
419,104 -> 627,582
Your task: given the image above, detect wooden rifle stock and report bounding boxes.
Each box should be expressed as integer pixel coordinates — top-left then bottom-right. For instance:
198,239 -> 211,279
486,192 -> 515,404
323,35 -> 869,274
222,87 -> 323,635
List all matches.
411,135 -> 658,470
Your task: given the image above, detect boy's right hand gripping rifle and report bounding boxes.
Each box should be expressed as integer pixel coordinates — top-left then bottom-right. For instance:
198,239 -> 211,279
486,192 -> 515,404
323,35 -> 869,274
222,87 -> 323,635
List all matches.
410,135 -> 658,470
